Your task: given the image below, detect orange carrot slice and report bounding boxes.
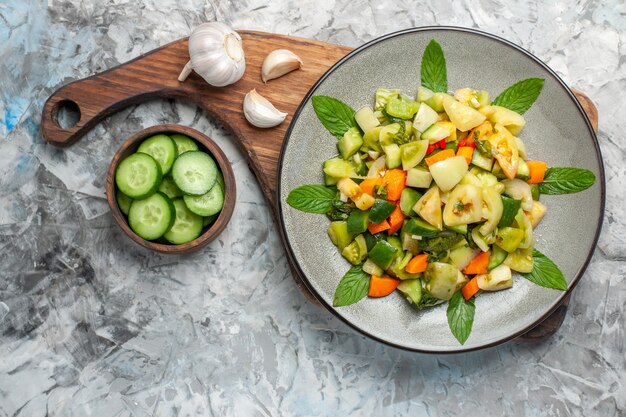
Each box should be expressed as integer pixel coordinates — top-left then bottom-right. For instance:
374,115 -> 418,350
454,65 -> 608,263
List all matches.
425,149 -> 455,166
387,204 -> 406,235
368,219 -> 390,234
457,146 -> 474,165
368,275 -> 400,297
382,169 -> 407,201
527,160 -> 548,184
405,253 -> 429,274
463,251 -> 490,275
461,276 -> 480,301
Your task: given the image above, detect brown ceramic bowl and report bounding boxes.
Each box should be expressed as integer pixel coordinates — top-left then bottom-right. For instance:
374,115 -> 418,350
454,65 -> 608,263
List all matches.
106,124 -> 236,254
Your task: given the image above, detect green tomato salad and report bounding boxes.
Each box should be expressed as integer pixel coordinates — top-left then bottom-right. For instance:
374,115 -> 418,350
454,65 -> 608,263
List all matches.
287,39 -> 596,344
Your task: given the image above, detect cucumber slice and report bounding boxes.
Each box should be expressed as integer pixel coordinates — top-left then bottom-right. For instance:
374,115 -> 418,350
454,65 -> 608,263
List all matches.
171,151 -> 218,196
421,121 -> 451,142
471,149 -> 494,171
383,144 -> 401,169
402,217 -> 439,237
397,279 -> 423,305
170,134 -> 199,155
399,188 -> 422,216
413,103 -> 439,133
137,134 -> 178,175
183,184 -> 224,216
337,127 -> 364,159
164,199 -> 203,244
115,152 -> 162,199
355,106 -> 380,133
347,210 -> 370,234
488,245 -> 508,270
323,157 -> 357,179
406,167 -> 432,188
516,158 -> 530,180
215,170 -> 225,191
128,192 -> 175,240
116,191 -> 133,215
203,214 -> 218,227
158,176 -> 183,199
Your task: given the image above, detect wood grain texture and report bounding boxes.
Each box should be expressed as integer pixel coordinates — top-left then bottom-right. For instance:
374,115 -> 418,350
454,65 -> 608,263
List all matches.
105,124 -> 236,254
42,31 -> 599,344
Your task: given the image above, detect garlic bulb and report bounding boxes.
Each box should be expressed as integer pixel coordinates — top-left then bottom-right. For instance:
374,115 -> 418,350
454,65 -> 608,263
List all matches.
261,49 -> 303,83
243,89 -> 287,128
178,22 -> 245,87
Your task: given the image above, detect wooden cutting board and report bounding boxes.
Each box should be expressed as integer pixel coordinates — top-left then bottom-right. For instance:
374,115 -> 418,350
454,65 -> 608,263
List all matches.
41,31 -> 599,344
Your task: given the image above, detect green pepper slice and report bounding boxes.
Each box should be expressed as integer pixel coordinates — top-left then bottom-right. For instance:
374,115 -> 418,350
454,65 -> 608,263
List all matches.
368,240 -> 399,270
347,210 -> 370,234
369,199 -> 396,224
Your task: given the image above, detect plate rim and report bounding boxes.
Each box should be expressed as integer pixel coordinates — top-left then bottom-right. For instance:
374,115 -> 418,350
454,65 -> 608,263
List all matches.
276,25 -> 606,353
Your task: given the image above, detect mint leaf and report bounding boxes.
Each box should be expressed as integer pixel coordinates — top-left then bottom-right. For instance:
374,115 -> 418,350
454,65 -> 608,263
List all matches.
420,39 -> 448,93
539,167 -> 596,195
333,266 -> 370,307
520,249 -> 567,291
311,96 -> 357,138
492,78 -> 544,114
287,185 -> 336,213
446,291 -> 475,345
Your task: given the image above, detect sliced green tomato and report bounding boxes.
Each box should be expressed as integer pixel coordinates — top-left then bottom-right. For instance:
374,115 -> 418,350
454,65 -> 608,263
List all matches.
385,96 -> 419,119
413,102 -> 439,133
402,217 -> 439,237
488,124 -> 519,180
116,191 -> 132,215
328,221 -> 353,251
488,245 -> 508,270
480,105 -> 526,135
442,95 -> 486,131
424,262 -> 459,301
323,157 -> 357,179
397,279 -> 423,305
429,155 -> 468,192
399,188 -> 422,216
171,151 -> 218,196
375,88 -> 400,111
442,184 -> 483,227
514,208 -> 533,249
379,123 -> 402,146
471,227 -> 491,252
341,234 -> 368,265
369,240 -> 399,270
115,152 -> 162,199
424,92 -> 450,112
362,258 -> 384,276
448,240 -> 480,271
504,247 -> 534,273
502,178 -> 533,211
400,140 -> 429,170
355,106 -> 380,133
158,176 -> 183,199
369,199 -> 396,224
347,210 -> 370,234
163,198 -> 203,245
413,186 -> 442,230
478,186 -> 503,235
499,195 -> 522,227
128,192 -> 175,241
137,134 -> 178,175
183,183 -> 224,216
476,264 -> 513,291
338,127 -> 364,159
170,134 -> 199,155
495,227 -> 524,253
527,200 -> 547,228
363,126 -> 383,152
406,167 -> 432,188
421,121 -> 452,142
383,144 -> 401,169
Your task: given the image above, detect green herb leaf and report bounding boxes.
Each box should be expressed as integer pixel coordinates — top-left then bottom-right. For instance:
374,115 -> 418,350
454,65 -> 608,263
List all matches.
311,95 -> 357,138
492,78 -> 545,114
538,167 -> 596,195
420,39 -> 448,93
520,249 -> 567,290
333,265 -> 370,307
287,185 -> 336,213
446,291 -> 475,345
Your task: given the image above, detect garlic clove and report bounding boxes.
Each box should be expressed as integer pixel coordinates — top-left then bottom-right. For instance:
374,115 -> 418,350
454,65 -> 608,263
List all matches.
261,49 -> 303,83
243,89 -> 288,128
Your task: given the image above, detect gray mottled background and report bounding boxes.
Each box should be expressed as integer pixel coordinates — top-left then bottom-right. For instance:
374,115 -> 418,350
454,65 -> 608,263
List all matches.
0,1 -> 624,416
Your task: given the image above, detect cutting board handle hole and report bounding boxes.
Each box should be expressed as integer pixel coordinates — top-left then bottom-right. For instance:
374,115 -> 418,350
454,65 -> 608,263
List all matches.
54,99 -> 81,130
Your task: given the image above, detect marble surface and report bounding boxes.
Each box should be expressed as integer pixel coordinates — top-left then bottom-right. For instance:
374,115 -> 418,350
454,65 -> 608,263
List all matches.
0,1 -> 624,416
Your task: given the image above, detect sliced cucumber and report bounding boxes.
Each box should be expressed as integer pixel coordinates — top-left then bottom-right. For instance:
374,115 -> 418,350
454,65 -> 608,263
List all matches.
170,134 -> 199,155
137,134 -> 178,175
323,157 -> 357,179
203,214 -> 218,227
116,191 -> 133,215
183,184 -> 224,217
383,144 -> 401,169
115,152 -> 162,199
337,127 -> 364,159
164,198 -> 203,244
128,192 -> 175,240
171,151 -> 218,196
158,176 -> 183,199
